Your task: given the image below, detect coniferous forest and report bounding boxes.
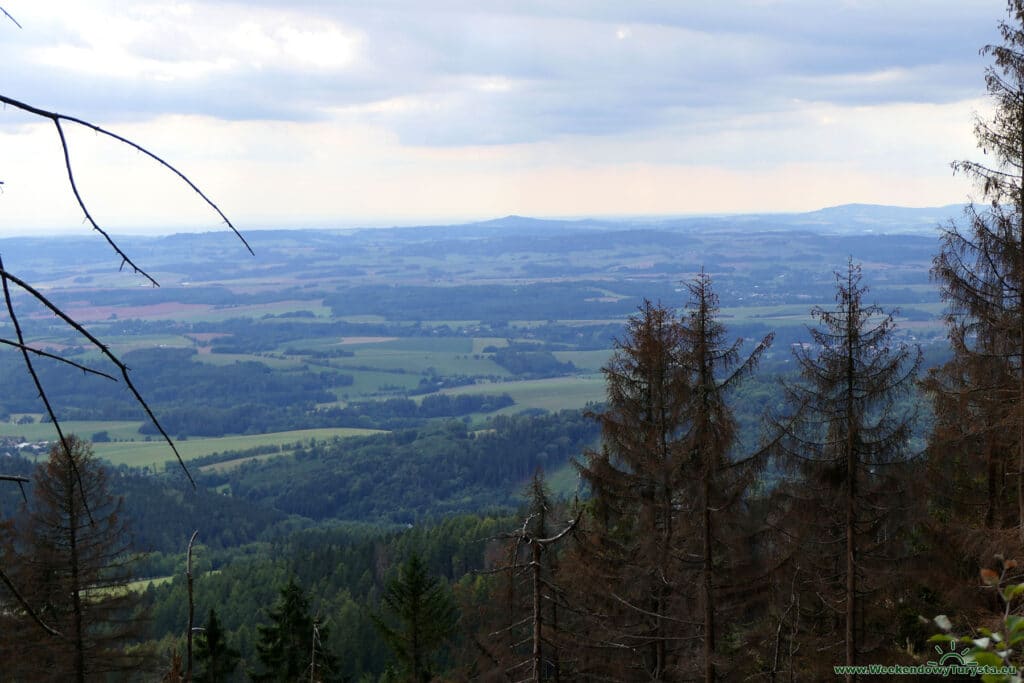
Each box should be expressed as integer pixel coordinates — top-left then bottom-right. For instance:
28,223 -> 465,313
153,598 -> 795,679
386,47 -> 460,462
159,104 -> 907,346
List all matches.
9,2 -> 1024,683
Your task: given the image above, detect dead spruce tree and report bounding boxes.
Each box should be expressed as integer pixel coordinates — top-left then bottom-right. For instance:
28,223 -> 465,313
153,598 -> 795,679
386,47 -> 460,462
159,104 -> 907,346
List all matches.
573,276 -> 771,682
929,0 -> 1024,568
472,471 -> 578,681
0,436 -> 143,682
770,262 -> 920,680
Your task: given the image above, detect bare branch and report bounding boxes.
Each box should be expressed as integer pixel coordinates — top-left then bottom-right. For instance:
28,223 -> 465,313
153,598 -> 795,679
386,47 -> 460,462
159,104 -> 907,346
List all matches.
0,256 -> 94,522
186,530 -> 199,682
0,474 -> 29,502
50,118 -> 159,286
0,6 -> 21,29
0,566 -> 61,637
0,338 -> 118,381
0,264 -> 195,487
0,93 -> 254,285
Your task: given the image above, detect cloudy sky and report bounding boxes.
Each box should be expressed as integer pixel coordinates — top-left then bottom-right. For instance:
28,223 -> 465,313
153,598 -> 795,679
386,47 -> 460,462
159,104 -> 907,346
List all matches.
0,1 -> 1006,235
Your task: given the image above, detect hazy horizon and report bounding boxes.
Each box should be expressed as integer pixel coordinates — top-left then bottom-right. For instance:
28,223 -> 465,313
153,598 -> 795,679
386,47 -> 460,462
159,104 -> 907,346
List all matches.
0,2 -> 1000,237
0,201 -> 969,241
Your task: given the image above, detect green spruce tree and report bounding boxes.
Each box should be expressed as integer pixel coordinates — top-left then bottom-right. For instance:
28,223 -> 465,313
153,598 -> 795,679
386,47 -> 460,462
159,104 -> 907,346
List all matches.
253,577 -> 336,682
372,553 -> 458,682
195,608 -> 240,683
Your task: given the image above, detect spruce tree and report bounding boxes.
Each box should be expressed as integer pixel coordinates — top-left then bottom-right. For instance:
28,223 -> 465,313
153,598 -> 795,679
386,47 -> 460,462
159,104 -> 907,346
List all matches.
0,435 -> 143,682
574,279 -> 771,681
932,0 -> 1024,541
572,299 -> 692,679
253,577 -> 336,683
195,608 -> 240,683
372,552 -> 458,682
772,262 -> 920,679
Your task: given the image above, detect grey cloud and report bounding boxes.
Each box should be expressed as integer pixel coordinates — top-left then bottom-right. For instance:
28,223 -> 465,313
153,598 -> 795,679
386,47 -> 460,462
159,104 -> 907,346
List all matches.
1,1 -> 1003,146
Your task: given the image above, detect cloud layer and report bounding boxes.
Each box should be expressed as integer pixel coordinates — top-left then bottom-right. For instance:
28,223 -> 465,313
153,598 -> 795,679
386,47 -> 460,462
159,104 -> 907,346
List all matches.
0,0 -> 1006,232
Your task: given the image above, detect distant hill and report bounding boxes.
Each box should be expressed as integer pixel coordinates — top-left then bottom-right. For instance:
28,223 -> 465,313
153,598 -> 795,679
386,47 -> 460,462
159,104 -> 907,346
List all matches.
777,203 -> 965,233
351,203 -> 967,239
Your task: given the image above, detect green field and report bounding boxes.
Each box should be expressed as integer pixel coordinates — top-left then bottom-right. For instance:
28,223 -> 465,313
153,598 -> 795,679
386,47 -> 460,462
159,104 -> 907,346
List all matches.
11,428 -> 385,471
199,451 -> 287,473
333,369 -> 425,399
0,419 -> 145,442
342,348 -> 508,376
193,352 -> 306,369
125,575 -> 175,592
553,349 -> 612,372
445,376 -> 606,415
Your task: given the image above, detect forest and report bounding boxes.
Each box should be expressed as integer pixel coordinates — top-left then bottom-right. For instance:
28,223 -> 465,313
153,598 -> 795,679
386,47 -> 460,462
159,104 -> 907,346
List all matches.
7,3 -> 1024,683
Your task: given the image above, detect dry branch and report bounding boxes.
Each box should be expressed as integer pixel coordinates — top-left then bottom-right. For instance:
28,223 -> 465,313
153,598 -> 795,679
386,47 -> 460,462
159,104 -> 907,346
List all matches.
0,5 -> 20,29
0,474 -> 29,502
0,566 -> 60,637
0,338 -> 118,380
0,264 -> 196,487
0,255 -> 95,521
0,93 -> 253,287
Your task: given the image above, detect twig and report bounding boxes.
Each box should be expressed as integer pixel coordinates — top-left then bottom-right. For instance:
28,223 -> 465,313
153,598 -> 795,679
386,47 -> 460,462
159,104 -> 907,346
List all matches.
0,93 -> 253,287
0,338 -> 118,380
0,566 -> 61,636
0,6 -> 21,29
0,474 -> 29,502
186,530 -> 198,682
0,256 -> 94,522
0,264 -> 195,488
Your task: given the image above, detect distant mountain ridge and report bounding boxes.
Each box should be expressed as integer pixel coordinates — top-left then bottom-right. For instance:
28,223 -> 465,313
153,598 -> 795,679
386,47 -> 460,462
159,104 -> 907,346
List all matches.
4,203 -> 967,245
378,203 -> 968,238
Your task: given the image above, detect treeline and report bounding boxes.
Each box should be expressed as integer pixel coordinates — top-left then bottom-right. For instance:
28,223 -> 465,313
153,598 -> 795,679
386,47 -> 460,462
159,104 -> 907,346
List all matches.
140,392 -> 515,436
0,347 -> 343,422
486,344 -> 577,378
315,393 -> 514,424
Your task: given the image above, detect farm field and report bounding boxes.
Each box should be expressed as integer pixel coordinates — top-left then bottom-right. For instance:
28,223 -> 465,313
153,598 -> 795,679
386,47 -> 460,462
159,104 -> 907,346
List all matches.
92,428 -> 386,469
1,422 -> 384,470
0,419 -> 144,443
0,212 -> 951,465
447,376 -> 607,415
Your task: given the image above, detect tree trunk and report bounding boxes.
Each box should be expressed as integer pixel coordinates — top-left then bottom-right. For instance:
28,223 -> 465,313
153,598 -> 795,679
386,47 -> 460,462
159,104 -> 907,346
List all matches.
845,279 -> 857,683
67,454 -> 86,683
186,531 -> 198,682
703,467 -> 715,683
533,541 -> 543,683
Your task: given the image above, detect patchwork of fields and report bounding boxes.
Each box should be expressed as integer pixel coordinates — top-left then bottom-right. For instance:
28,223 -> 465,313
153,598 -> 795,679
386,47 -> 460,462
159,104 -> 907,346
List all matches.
0,210 -> 951,475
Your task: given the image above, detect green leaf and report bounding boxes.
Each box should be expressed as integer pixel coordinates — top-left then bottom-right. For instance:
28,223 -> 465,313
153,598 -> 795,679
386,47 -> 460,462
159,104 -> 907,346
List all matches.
981,675 -> 1009,683
969,649 -> 1004,667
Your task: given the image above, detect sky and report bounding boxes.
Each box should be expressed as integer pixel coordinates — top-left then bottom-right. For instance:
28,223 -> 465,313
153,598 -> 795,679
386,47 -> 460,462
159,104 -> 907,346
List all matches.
0,0 -> 1008,235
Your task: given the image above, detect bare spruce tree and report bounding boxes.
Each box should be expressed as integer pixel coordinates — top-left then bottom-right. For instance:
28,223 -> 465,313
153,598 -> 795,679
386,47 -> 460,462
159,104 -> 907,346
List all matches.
772,262 -> 920,680
574,278 -> 771,681
472,470 -> 578,681
0,435 -> 143,682
931,0 -> 1024,546
571,299 -> 693,680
